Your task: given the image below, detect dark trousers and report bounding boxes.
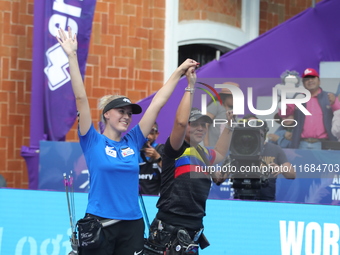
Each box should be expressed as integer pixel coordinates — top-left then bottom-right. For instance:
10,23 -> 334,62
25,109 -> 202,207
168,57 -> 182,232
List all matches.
80,217 -> 144,255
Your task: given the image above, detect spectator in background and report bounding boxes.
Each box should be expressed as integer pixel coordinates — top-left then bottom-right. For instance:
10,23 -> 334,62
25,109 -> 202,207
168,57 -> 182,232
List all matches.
139,122 -> 164,195
237,116 -> 296,201
267,111 -> 295,148
204,82 -> 239,147
332,94 -> 340,141
268,70 -> 300,148
286,68 -> 339,149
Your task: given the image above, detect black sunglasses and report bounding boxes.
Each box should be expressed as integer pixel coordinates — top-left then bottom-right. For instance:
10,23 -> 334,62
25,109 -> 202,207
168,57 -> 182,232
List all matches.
149,127 -> 158,134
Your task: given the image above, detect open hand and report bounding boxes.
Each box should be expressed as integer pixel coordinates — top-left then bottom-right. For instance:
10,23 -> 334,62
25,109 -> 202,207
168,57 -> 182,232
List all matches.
56,27 -> 77,56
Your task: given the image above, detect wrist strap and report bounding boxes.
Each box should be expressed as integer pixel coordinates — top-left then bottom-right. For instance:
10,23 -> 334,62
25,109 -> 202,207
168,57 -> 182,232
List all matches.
185,87 -> 195,94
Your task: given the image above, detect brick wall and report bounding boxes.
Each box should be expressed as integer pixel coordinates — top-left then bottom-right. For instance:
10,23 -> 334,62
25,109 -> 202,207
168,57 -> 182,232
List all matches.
0,0 -> 34,189
0,0 -> 165,189
65,0 -> 166,142
179,0 -> 242,27
0,0 -> 317,189
259,0 -> 323,34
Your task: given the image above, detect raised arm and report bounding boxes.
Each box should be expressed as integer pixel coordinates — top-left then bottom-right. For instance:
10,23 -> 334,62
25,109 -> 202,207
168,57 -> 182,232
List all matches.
213,110 -> 234,164
203,111 -> 215,146
139,59 -> 199,137
56,27 -> 92,135
169,67 -> 197,151
210,110 -> 233,184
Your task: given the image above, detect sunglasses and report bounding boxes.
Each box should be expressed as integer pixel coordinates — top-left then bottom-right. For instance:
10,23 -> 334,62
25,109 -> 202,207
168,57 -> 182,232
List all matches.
149,127 -> 158,134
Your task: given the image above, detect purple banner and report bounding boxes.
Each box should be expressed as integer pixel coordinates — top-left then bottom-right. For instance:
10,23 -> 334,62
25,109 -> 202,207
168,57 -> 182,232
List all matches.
21,0 -> 96,189
43,0 -> 96,141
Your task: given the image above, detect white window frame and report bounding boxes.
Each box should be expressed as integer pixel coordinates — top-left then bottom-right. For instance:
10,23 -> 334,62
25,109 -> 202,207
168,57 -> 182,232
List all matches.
164,0 -> 260,81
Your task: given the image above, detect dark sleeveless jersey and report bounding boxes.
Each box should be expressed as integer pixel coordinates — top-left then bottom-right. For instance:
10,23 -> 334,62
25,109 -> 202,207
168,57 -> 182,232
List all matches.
156,138 -> 216,230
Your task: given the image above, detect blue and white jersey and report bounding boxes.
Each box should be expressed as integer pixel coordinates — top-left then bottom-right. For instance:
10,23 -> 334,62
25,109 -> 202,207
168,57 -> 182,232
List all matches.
79,124 -> 147,220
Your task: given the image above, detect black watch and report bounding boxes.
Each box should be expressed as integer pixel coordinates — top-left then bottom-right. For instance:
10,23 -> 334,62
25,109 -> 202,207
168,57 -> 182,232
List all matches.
155,156 -> 162,163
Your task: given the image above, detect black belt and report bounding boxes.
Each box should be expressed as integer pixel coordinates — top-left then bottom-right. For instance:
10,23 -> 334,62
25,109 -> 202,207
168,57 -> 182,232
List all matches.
150,218 -> 208,249
153,218 -> 202,240
85,213 -> 121,227
301,138 -> 327,143
153,218 -> 178,234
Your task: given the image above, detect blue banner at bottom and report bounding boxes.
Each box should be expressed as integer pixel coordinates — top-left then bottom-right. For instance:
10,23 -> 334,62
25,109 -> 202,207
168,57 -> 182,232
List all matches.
209,148 -> 340,205
39,141 -> 340,205
0,189 -> 339,255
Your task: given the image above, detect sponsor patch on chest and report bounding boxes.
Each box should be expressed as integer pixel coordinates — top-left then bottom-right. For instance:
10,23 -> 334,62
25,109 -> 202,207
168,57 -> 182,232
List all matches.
121,147 -> 135,157
105,146 -> 117,158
